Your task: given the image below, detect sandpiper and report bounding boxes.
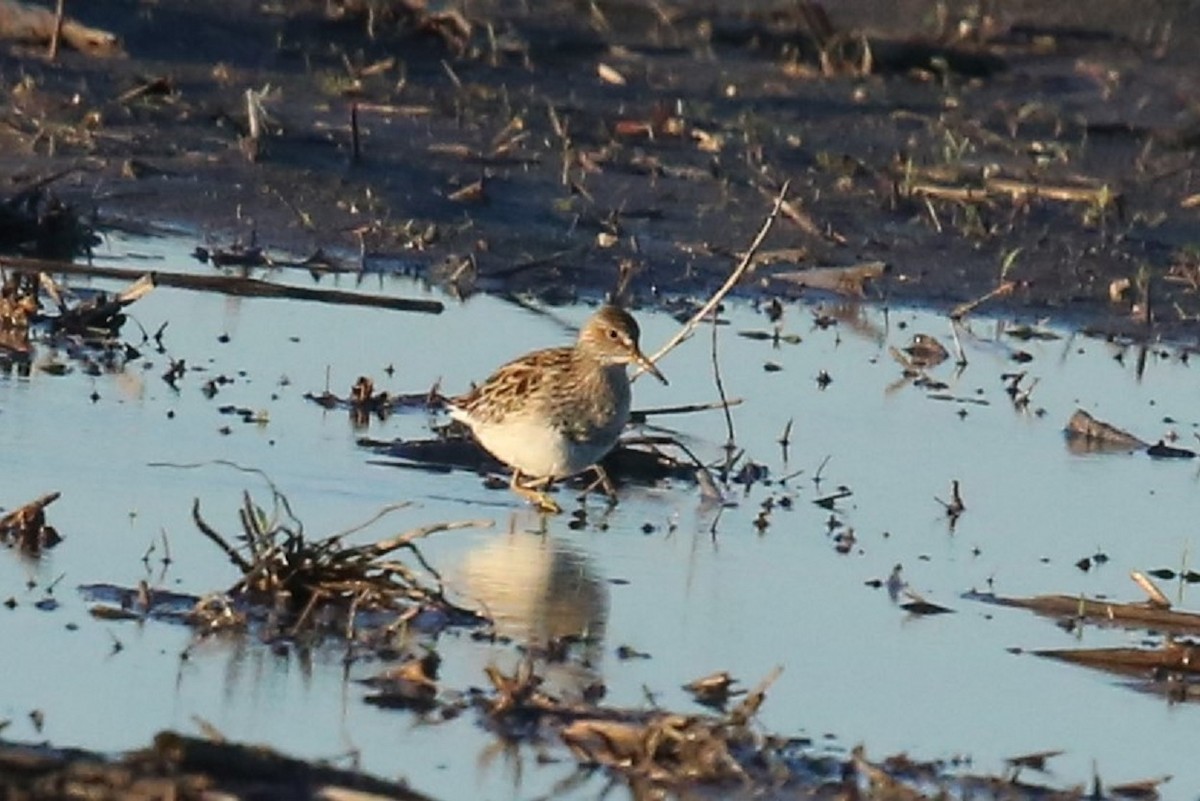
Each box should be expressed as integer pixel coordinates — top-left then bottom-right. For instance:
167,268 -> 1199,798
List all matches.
448,305 -> 667,512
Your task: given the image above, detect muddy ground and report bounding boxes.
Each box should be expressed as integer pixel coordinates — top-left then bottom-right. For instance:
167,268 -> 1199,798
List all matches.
0,0 -> 1198,336
1,1 -> 1200,798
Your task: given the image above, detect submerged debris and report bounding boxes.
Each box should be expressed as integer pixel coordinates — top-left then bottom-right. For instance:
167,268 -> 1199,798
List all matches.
902,333 -> 950,368
361,650 -> 442,711
39,271 -> 155,336
355,658 -> 1145,799
968,590 -> 1200,636
0,492 -> 62,552
682,671 -> 744,710
1064,409 -> 1148,452
1066,409 -> 1197,459
935,478 -> 966,524
971,578 -> 1200,702
304,375 -> 440,425
0,263 -> 152,375
481,662 -> 783,787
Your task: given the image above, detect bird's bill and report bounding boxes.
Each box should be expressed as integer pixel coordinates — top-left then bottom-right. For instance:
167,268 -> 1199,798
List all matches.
634,350 -> 669,385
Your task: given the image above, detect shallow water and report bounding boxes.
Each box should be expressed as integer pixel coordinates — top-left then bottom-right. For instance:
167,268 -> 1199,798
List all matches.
2,230 -> 1200,798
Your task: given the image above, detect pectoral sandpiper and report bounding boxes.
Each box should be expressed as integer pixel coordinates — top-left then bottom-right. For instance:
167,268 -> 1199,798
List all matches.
448,305 -> 668,513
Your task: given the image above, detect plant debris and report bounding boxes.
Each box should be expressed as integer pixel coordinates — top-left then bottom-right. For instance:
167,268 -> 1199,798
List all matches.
682,670 -> 744,709
1065,409 -> 1197,459
0,262 -> 152,374
360,650 -> 442,712
969,589 -> 1200,638
76,471 -> 492,641
305,375 -> 441,425
0,180 -> 96,261
185,482 -> 490,640
0,729 -> 436,801
0,492 -> 62,552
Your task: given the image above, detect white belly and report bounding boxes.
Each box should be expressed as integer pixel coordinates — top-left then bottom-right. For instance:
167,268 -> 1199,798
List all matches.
455,411 -> 619,480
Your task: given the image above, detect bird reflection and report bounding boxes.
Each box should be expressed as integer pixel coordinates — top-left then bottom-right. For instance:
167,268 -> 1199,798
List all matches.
454,517 -> 609,696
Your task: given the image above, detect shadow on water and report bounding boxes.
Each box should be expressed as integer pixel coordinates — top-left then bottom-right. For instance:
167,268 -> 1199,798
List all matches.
3,230 -> 1200,797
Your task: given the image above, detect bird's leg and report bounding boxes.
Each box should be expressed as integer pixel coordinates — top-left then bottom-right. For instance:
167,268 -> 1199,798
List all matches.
580,464 -> 619,504
510,471 -> 562,514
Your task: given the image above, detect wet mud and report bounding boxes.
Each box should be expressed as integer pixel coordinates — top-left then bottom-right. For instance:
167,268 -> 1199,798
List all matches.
4,2 -> 1200,799
0,1 -> 1198,334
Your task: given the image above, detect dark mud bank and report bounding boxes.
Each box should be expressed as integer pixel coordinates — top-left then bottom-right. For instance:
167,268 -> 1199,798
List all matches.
1,0 -> 1198,338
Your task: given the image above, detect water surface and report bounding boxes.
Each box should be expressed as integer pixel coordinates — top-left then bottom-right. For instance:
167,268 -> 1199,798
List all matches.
1,231 -> 1198,798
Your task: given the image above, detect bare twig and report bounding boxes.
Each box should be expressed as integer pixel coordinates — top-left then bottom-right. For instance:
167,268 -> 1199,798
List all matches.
321,502 -> 413,549
191,498 -> 252,574
0,255 -> 443,314
47,0 -> 64,60
948,320 -> 968,366
352,519 -> 493,561
949,280 -> 1015,320
778,417 -> 793,463
636,181 -> 791,378
935,479 -> 966,520
728,665 -> 783,726
629,398 -> 743,423
710,312 -> 735,451
1130,571 -> 1171,610
756,183 -> 831,240
350,102 -> 361,165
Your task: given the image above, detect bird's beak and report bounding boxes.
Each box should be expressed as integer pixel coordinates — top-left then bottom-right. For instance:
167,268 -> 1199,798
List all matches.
634,350 -> 669,385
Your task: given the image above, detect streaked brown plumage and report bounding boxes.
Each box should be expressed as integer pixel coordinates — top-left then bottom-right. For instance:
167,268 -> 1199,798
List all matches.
449,305 -> 667,512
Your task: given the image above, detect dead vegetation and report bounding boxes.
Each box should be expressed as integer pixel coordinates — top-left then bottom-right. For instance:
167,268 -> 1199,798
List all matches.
304,374 -> 442,426
0,729 -> 436,801
1065,408 -> 1195,458
0,179 -> 95,262
1,1 -> 1200,797
0,492 -> 62,552
0,260 -> 152,374
0,0 -> 121,57
184,472 -> 490,639
0,682 -> 1170,800
971,568 -> 1200,704
0,0 -> 1195,336
357,658 -> 1151,799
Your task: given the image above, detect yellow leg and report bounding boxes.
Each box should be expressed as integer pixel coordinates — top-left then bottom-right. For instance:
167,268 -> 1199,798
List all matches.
509,471 -> 561,514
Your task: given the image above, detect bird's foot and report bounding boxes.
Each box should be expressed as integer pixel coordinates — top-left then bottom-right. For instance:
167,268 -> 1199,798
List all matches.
530,492 -> 562,514
510,473 -> 562,514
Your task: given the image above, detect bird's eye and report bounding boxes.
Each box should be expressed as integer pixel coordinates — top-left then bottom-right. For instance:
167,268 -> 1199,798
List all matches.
607,328 -> 619,340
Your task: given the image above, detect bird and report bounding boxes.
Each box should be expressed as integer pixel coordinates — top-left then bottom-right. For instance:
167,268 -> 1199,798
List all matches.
448,305 -> 668,513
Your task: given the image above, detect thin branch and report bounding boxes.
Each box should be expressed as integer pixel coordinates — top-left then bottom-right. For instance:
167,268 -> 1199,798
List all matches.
48,0 -> 65,60
0,255 -> 444,315
353,519 -> 493,561
319,502 -> 414,550
191,498 -> 252,574
710,309 -> 736,451
629,397 -> 743,424
949,280 -> 1015,321
636,180 -> 791,379
948,319 -> 968,366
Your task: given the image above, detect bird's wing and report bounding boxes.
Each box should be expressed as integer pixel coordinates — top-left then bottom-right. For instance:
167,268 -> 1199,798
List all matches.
450,346 -> 573,424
